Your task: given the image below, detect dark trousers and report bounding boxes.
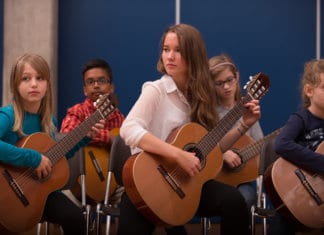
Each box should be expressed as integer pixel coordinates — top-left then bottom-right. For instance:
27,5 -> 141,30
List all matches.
118,180 -> 249,235
42,191 -> 85,235
268,212 -> 296,235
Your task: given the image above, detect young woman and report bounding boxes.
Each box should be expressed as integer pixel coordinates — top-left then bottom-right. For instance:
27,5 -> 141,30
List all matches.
209,54 -> 264,209
0,53 -> 103,235
119,24 -> 261,235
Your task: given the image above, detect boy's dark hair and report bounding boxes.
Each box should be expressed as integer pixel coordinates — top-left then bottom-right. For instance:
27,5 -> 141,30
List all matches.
82,59 -> 113,82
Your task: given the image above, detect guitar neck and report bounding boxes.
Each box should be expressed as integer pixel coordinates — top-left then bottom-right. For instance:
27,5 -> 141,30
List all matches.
197,95 -> 252,156
46,109 -> 105,164
238,128 -> 282,162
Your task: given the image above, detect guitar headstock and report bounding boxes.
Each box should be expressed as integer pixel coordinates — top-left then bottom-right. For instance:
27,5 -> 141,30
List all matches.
244,72 -> 270,100
94,94 -> 116,118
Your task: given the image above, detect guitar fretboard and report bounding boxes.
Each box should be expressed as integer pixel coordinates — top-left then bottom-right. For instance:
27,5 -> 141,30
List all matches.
197,95 -> 252,156
46,111 -> 104,164
46,95 -> 115,164
238,128 -> 282,162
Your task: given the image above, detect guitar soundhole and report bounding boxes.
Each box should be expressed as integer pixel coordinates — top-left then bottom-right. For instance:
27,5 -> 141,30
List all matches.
184,144 -> 205,168
32,170 -> 52,182
223,149 -> 245,172
223,161 -> 245,172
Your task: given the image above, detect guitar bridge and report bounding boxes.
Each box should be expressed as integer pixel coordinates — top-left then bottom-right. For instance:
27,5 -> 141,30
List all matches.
157,165 -> 185,199
295,169 -> 323,205
2,169 -> 29,206
88,150 -> 105,182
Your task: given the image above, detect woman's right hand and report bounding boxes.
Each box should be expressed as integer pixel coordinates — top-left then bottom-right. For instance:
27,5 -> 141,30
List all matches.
35,155 -> 52,179
176,149 -> 201,177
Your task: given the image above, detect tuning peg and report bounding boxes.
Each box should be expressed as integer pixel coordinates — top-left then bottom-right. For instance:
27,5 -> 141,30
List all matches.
243,75 -> 254,89
93,94 -> 102,107
243,82 -> 249,90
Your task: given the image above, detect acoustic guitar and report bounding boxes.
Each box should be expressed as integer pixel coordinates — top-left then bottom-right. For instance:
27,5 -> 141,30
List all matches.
0,94 -> 115,233
122,73 -> 270,226
79,128 -> 120,202
264,142 -> 324,229
215,128 -> 282,186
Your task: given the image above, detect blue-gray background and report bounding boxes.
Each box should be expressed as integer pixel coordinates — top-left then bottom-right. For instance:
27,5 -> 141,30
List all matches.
1,0 -> 324,135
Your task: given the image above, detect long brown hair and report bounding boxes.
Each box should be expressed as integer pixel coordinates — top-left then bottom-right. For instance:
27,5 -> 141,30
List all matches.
157,24 -> 218,129
10,53 -> 55,136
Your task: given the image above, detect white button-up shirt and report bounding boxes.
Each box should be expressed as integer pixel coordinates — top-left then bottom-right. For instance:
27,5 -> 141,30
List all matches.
120,75 -> 191,155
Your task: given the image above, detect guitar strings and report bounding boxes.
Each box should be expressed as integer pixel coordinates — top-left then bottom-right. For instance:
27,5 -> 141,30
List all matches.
7,97 -> 115,199
11,123 -> 93,191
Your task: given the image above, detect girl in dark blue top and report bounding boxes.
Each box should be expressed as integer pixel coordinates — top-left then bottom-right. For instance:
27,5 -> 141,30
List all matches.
0,53 -> 103,235
270,59 -> 324,235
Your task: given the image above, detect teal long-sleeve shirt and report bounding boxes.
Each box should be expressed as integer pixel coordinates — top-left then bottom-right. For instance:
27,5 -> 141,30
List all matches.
0,104 -> 91,168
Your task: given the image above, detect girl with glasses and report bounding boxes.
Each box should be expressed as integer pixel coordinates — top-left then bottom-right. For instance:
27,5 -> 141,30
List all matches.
209,54 -> 264,210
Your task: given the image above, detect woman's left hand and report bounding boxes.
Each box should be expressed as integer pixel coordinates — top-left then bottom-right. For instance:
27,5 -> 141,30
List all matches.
242,99 -> 261,127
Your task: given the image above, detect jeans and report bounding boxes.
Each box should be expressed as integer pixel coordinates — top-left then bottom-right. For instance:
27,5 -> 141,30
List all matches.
237,182 -> 256,209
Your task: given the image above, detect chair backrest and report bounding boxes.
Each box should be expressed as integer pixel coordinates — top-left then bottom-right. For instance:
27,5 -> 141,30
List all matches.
259,135 -> 279,175
55,132 -> 85,190
109,135 -> 131,186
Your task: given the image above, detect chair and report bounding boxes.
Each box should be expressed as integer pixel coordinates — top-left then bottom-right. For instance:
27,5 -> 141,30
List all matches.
201,217 -> 209,235
201,216 -> 218,235
62,146 -> 92,235
95,135 -> 130,235
37,133 -> 91,235
250,135 -> 278,235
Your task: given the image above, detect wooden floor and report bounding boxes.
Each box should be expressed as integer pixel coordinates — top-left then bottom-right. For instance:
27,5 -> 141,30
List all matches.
3,191 -> 323,235
6,222 -> 324,235
0,223 -> 258,235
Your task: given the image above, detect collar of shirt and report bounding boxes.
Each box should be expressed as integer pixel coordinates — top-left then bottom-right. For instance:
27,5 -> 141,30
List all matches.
162,75 -> 189,105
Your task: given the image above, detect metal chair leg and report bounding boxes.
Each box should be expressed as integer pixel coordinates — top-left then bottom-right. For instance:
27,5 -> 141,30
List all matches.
261,193 -> 267,235
96,203 -> 102,235
82,204 -> 91,235
105,214 -> 112,235
37,221 -> 49,235
202,217 -> 209,235
251,205 -> 256,235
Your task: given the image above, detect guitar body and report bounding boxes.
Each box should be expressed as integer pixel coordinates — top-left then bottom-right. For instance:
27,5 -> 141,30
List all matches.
79,145 -> 117,202
0,94 -> 116,232
123,123 -> 223,226
73,128 -> 120,202
122,73 -> 270,226
264,145 -> 324,229
0,133 -> 69,232
215,135 -> 259,186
